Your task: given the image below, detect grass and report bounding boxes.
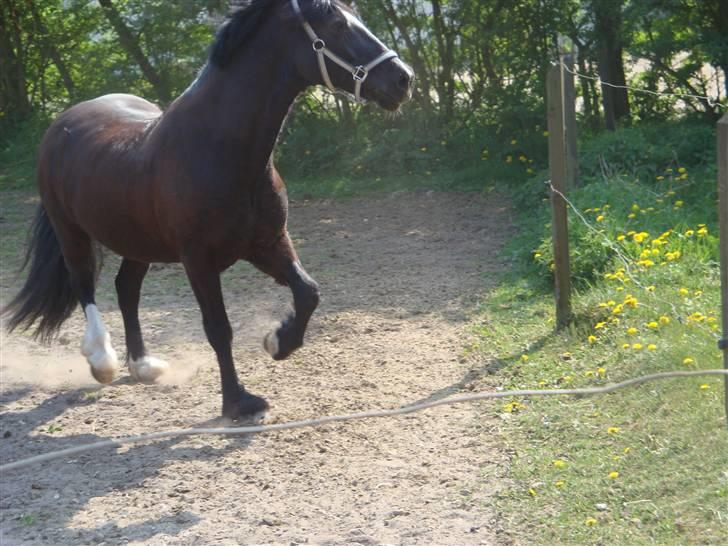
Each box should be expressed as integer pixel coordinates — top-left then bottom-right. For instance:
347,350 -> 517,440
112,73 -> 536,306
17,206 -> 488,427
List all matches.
472,121 -> 727,544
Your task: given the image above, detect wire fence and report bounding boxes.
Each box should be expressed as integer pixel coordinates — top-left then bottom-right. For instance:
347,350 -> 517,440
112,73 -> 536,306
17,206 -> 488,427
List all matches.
2,369 -> 726,473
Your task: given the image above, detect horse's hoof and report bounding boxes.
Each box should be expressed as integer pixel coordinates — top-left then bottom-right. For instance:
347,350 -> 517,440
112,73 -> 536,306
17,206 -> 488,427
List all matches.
129,356 -> 169,383
83,332 -> 118,384
263,331 -> 281,359
222,392 -> 270,422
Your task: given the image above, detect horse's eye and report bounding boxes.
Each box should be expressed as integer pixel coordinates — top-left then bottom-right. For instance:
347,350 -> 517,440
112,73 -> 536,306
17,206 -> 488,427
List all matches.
331,17 -> 347,31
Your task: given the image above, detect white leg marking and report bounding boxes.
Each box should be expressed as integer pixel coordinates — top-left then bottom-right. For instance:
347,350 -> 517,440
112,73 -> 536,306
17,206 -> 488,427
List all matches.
129,355 -> 169,383
263,331 -> 279,358
81,304 -> 118,384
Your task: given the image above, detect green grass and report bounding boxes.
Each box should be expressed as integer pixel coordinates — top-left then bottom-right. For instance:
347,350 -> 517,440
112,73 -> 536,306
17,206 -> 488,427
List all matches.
472,120 -> 727,544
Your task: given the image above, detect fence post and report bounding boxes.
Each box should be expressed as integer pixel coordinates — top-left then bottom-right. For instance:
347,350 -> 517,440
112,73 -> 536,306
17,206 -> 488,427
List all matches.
717,113 -> 728,428
547,63 -> 572,329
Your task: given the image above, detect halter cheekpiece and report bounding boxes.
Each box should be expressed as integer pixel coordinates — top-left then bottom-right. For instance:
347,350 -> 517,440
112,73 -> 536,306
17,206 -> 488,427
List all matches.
290,0 -> 398,104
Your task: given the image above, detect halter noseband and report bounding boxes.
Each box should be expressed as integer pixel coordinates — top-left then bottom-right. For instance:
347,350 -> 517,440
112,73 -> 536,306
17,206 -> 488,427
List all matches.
290,0 -> 398,104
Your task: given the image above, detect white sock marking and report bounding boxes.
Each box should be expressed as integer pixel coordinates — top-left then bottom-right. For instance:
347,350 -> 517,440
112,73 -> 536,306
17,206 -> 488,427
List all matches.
81,304 -> 118,384
264,331 -> 279,357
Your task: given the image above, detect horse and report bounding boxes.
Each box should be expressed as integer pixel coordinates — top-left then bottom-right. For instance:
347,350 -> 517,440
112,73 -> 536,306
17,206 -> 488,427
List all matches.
2,0 -> 413,421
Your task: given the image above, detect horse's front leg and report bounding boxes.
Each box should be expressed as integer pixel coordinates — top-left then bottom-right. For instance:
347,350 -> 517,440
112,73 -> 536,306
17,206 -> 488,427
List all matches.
183,252 -> 269,420
250,233 -> 320,360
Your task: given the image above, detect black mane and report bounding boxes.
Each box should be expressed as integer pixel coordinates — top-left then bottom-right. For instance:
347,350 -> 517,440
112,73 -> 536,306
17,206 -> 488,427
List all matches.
210,0 -> 336,67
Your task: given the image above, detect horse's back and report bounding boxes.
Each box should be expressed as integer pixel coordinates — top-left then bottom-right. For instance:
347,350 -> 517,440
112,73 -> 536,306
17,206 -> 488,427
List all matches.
37,94 -> 172,261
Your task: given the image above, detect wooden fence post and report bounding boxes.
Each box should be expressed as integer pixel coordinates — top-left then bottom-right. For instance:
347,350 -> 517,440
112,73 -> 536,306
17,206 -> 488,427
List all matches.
547,63 -> 572,329
717,113 -> 728,428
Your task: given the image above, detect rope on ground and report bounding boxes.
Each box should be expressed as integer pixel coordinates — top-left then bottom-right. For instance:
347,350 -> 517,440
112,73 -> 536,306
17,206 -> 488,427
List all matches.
2,369 -> 726,473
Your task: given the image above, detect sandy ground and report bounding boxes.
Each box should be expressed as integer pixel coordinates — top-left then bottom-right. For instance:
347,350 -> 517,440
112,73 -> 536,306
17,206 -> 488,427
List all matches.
0,191 -> 512,545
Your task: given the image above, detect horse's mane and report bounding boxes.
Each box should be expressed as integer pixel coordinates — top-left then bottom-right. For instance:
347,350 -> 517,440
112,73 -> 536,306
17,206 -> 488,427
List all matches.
210,0 -> 336,67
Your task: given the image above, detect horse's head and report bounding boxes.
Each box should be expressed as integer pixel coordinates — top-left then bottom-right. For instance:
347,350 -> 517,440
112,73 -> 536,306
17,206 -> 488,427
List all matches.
287,0 -> 414,111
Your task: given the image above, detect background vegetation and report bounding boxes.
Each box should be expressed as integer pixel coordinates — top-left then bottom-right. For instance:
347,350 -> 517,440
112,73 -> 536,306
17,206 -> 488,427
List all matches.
2,0 -> 728,543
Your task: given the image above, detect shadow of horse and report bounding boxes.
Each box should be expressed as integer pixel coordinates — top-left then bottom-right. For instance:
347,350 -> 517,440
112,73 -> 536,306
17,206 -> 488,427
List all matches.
0,386 -> 252,545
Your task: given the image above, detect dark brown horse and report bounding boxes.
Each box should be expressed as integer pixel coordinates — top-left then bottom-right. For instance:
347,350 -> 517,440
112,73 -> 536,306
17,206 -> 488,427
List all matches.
3,0 -> 413,421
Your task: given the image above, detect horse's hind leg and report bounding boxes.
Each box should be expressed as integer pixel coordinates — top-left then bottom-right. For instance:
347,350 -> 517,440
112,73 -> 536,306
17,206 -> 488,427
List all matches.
250,233 -> 320,360
115,258 -> 168,383
54,221 -> 118,383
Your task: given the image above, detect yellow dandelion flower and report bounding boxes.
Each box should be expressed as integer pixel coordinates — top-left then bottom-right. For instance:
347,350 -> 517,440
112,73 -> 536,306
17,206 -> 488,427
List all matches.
685,229 -> 694,237
553,459 -> 567,468
616,234 -> 626,241
596,215 -> 605,222
506,155 -> 513,163
597,367 -> 606,376
623,447 -> 631,454
585,517 -> 598,526
647,344 -> 657,351
647,321 -> 658,329
555,480 -> 565,488
528,487 -> 537,497
607,427 -> 620,434
511,139 -> 518,145
627,327 -> 638,335
521,354 -> 529,362
659,316 -> 670,325
646,285 -> 655,292
632,343 -> 643,350
588,335 -> 597,344
595,321 -> 606,330
678,167 -> 686,173
699,384 -> 710,390
543,130 -> 549,136
656,175 -> 665,181
608,471 -> 619,479
679,287 -> 689,296
622,343 -> 630,349
628,213 -> 636,219
683,357 -> 694,365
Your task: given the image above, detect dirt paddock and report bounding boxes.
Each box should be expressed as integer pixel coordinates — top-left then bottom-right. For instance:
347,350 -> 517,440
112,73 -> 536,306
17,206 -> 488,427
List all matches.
1,191 -> 512,545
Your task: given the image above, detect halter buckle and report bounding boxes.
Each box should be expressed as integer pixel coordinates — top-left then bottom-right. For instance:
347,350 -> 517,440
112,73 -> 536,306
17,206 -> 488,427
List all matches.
353,66 -> 368,82
312,39 -> 325,52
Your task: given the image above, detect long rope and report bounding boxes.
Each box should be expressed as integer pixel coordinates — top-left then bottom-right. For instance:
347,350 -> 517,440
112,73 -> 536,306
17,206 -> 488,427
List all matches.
2,369 -> 726,473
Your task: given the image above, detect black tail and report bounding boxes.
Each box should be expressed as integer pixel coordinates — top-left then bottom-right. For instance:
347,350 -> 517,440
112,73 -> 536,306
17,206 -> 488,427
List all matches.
2,206 -> 78,343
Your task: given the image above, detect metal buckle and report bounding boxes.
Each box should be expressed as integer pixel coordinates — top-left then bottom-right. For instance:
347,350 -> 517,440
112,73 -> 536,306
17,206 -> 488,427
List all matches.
312,39 -> 325,52
353,66 -> 367,82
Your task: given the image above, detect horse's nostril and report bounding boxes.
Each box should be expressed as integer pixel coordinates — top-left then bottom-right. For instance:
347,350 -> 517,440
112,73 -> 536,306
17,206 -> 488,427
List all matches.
398,73 -> 412,90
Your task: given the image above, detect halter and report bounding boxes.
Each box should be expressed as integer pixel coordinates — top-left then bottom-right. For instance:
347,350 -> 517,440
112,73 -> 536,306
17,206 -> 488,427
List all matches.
290,0 -> 398,104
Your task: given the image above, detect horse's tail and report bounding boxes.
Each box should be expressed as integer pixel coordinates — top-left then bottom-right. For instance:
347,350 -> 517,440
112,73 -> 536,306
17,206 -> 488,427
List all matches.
2,206 -> 78,343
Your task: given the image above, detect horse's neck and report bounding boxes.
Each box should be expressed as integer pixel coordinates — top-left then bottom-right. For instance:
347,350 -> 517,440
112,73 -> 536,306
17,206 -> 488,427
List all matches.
166,50 -> 304,167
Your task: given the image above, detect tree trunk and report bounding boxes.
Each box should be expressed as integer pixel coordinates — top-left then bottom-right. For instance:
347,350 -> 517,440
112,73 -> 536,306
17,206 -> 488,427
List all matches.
29,0 -> 75,101
0,2 -> 31,117
592,0 -> 630,130
97,0 -> 170,103
430,0 -> 455,121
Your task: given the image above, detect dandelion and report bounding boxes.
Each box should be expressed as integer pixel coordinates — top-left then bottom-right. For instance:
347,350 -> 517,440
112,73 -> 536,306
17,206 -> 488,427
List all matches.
528,487 -> 537,497
420,146 -> 428,152
617,234 -> 626,241
585,517 -> 598,526
521,354 -> 529,362
678,167 -> 686,174
543,130 -> 549,137
659,315 -> 670,325
647,344 -> 657,351
555,480 -> 565,488
685,229 -> 694,237
632,232 -> 649,243
506,155 -> 513,163
595,321 -> 606,330
627,327 -> 638,335
596,215 -> 605,222
622,343 -> 630,349
632,343 -> 643,350
519,154 -> 527,162
683,357 -> 695,365
647,321 -> 658,329
697,227 -> 708,237
588,335 -> 597,344
597,367 -> 606,376
631,203 -> 640,211
607,427 -> 620,434
679,287 -> 689,296
628,213 -> 636,219
623,447 -> 631,454
553,459 -> 567,468
534,252 -> 542,259
656,175 -> 664,181
646,285 -> 655,292
608,471 -> 619,479
674,200 -> 684,208
679,173 -> 688,180
700,384 -> 710,390
511,139 -> 518,145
